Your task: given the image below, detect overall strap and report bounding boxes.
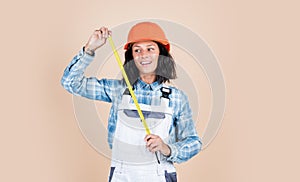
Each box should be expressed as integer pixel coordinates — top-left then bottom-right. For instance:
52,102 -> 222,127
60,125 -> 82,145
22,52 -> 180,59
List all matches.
121,88 -> 131,104
123,88 -> 131,96
160,86 -> 172,107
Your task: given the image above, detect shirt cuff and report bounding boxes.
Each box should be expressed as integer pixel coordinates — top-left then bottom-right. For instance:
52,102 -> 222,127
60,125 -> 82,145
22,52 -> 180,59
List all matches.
79,47 -> 95,65
166,143 -> 178,162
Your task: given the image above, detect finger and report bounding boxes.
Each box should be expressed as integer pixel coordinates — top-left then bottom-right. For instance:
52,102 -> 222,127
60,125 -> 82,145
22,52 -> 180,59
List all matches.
97,27 -> 104,39
146,137 -> 158,147
149,145 -> 159,153
144,134 -> 152,141
100,27 -> 109,38
108,30 -> 112,37
104,29 -> 109,38
95,30 -> 102,38
145,134 -> 158,140
93,29 -> 102,40
146,138 -> 153,147
147,138 -> 162,148
99,27 -> 106,33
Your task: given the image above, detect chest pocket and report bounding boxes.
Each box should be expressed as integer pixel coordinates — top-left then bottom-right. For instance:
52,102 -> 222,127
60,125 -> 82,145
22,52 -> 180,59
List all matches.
123,109 -> 166,119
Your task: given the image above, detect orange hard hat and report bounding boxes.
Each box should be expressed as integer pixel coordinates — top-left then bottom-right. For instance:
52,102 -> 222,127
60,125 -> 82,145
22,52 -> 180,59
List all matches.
124,22 -> 170,51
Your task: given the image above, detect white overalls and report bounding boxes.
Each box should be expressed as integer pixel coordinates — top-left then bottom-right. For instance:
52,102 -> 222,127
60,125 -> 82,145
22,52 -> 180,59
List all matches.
109,86 -> 177,182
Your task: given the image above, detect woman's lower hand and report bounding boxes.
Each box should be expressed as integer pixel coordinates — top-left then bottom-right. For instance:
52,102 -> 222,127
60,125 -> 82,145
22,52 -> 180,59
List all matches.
144,134 -> 171,157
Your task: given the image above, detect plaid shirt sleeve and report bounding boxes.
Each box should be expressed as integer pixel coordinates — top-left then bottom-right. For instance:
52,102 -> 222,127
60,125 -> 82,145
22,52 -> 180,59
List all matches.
60,48 -> 122,102
166,91 -> 202,163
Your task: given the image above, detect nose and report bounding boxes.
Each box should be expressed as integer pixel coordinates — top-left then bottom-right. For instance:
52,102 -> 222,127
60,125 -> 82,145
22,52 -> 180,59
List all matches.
140,49 -> 150,58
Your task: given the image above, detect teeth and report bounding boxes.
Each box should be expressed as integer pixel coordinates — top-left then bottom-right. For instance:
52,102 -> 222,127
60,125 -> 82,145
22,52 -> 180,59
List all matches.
141,61 -> 151,65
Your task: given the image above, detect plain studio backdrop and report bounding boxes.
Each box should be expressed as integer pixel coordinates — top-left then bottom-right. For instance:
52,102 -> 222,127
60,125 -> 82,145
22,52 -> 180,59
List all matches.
0,0 -> 299,181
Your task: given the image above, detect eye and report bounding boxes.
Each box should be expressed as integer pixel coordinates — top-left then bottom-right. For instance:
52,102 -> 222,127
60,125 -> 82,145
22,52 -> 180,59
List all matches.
134,49 -> 141,53
147,48 -> 155,51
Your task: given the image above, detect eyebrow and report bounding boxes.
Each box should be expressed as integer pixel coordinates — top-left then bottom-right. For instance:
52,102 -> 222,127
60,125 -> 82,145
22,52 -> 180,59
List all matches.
132,44 -> 156,48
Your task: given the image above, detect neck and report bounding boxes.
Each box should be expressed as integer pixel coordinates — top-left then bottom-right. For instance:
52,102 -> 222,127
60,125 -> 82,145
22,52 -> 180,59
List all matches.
140,74 -> 156,84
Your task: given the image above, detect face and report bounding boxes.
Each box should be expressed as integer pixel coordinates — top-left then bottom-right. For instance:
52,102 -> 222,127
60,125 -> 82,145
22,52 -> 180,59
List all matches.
132,41 -> 160,76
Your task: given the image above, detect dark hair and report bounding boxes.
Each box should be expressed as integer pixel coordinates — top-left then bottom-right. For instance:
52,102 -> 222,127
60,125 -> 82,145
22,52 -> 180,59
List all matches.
123,41 -> 177,85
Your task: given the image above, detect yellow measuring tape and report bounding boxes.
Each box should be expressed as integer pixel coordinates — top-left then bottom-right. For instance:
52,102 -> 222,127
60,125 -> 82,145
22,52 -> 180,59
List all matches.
108,36 -> 150,135
108,36 -> 160,164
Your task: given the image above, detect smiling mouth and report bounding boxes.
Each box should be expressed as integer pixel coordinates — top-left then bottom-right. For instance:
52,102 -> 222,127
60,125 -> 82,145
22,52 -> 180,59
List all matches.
140,61 -> 152,65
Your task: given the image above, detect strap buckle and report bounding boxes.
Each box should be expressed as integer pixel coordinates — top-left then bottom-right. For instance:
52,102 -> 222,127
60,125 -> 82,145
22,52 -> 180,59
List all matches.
160,87 -> 171,99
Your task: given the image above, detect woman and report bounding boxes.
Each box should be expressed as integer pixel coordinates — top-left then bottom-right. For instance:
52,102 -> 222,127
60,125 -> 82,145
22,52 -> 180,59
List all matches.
61,22 -> 201,182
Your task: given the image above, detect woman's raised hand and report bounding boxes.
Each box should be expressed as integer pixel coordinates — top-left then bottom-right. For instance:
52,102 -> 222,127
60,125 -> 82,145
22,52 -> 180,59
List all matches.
85,27 -> 112,51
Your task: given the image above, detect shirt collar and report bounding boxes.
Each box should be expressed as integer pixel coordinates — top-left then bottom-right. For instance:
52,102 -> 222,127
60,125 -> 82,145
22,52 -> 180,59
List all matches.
134,78 -> 161,91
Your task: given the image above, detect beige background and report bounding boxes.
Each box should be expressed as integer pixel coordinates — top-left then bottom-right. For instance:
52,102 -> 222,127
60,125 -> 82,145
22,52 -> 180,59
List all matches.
1,0 -> 299,181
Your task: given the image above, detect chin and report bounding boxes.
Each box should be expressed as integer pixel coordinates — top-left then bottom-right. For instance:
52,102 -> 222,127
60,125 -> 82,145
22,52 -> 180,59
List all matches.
140,70 -> 156,74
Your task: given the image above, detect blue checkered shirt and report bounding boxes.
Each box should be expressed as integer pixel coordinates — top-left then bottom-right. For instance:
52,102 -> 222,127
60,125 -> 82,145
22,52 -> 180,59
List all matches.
61,48 -> 202,163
